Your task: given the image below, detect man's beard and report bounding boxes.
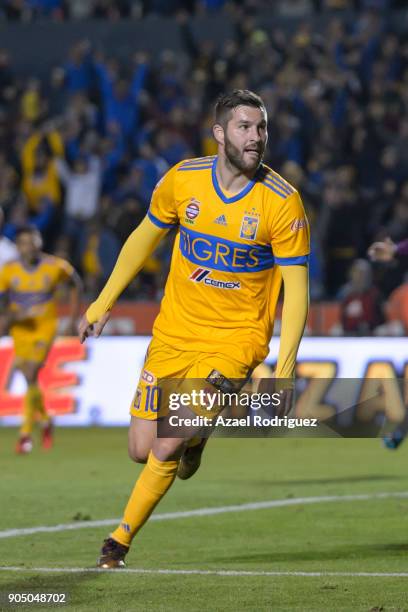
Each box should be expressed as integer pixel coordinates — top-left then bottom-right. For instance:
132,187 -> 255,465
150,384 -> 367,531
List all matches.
224,136 -> 264,173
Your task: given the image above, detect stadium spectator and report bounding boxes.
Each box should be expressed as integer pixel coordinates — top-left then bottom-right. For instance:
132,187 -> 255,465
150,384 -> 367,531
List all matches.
20,78 -> 44,123
383,198 -> 408,244
79,219 -> 120,296
0,50 -> 17,111
20,125 -> 64,211
384,273 -> 408,334
338,259 -> 383,335
56,152 -> 102,263
61,41 -> 94,95
56,154 -> 102,225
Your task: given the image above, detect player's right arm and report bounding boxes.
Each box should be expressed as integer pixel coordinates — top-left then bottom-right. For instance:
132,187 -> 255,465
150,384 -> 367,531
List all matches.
78,217 -> 168,341
79,166 -> 179,343
0,267 -> 26,334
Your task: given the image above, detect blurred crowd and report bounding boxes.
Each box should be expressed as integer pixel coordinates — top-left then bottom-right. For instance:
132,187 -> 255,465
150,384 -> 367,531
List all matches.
0,4 -> 407,334
1,0 -> 406,22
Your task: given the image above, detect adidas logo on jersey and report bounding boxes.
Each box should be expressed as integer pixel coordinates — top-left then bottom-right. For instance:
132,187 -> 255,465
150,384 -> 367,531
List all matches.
214,214 -> 227,226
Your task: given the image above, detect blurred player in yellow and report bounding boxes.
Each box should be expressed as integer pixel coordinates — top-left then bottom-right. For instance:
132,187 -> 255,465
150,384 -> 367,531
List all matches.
0,226 -> 81,454
79,90 -> 310,568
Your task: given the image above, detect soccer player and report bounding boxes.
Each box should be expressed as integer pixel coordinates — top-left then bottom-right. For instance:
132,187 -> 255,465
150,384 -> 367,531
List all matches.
368,236 -> 408,449
0,226 -> 82,454
79,90 -> 310,568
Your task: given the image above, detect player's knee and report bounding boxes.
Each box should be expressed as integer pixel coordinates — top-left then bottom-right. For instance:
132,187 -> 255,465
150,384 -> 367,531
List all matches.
26,373 -> 37,385
20,365 -> 38,385
152,437 -> 187,462
128,441 -> 149,464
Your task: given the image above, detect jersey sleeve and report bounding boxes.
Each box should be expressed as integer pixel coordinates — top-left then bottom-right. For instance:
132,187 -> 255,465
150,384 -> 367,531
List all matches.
269,191 -> 310,265
56,257 -> 75,284
147,165 -> 179,229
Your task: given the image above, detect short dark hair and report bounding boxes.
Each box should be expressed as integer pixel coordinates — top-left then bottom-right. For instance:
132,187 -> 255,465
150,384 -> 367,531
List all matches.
214,89 -> 266,127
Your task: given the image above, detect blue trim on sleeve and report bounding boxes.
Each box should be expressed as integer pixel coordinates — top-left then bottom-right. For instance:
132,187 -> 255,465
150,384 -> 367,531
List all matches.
179,156 -> 216,167
178,165 -> 213,171
264,178 -> 292,196
266,173 -> 294,195
275,255 -> 309,265
262,181 -> 288,199
147,210 -> 177,229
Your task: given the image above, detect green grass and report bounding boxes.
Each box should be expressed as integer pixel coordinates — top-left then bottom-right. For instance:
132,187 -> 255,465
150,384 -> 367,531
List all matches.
1,428 -> 408,611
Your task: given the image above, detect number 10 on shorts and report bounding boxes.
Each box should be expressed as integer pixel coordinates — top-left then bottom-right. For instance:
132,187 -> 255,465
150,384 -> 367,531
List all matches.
145,385 -> 161,412
134,385 -> 161,413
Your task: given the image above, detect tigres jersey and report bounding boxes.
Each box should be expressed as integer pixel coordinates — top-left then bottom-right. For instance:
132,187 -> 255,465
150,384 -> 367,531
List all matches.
148,155 -> 310,369
0,254 -> 74,329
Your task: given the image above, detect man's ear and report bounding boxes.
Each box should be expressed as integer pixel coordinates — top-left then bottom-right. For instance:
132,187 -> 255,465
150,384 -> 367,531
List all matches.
213,123 -> 225,147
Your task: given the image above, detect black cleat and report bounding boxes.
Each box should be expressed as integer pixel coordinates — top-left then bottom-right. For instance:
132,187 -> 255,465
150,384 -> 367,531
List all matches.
97,537 -> 129,569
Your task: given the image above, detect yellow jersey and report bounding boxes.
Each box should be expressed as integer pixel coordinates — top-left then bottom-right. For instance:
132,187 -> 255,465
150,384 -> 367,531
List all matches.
0,254 -> 74,329
148,155 -> 310,369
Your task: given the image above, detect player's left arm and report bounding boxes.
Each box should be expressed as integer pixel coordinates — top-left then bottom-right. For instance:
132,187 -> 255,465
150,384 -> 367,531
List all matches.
275,264 -> 309,379
269,190 -> 310,410
64,270 -> 83,336
56,260 -> 83,336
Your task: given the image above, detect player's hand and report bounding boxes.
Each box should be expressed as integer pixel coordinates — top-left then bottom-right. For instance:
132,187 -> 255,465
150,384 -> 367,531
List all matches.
367,237 -> 397,262
274,388 -> 294,418
257,376 -> 295,417
78,312 -> 110,343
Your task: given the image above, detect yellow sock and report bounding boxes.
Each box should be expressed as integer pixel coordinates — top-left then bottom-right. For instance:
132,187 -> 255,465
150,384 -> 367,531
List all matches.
20,385 -> 38,436
34,387 -> 49,424
111,451 -> 179,547
28,384 -> 49,423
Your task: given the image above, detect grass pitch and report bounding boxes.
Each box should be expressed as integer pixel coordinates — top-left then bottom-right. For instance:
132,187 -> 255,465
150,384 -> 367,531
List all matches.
0,428 -> 408,611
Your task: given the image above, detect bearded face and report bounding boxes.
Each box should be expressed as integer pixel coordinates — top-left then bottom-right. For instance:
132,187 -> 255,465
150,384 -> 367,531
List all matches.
223,105 -> 268,173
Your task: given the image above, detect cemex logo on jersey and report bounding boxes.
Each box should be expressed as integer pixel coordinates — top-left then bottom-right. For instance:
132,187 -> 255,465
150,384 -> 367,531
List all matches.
190,268 -> 241,290
184,198 -> 201,225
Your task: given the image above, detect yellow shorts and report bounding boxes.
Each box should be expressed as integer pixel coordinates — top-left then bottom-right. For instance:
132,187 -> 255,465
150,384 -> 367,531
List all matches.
130,336 -> 250,421
11,322 -> 56,365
